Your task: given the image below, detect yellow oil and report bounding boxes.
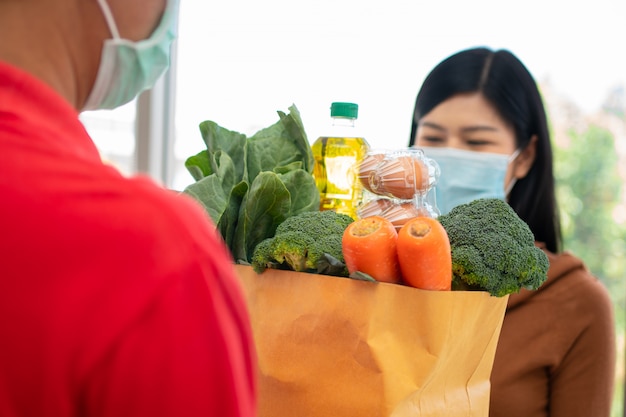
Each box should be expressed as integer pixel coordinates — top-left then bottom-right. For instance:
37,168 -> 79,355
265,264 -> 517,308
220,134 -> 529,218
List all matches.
312,136 -> 370,220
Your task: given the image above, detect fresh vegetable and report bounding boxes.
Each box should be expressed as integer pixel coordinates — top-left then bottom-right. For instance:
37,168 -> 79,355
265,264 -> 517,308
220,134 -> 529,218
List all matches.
272,208 -> 354,237
251,210 -> 354,276
183,105 -> 320,263
437,198 -> 549,297
396,216 -> 452,290
342,216 -> 401,283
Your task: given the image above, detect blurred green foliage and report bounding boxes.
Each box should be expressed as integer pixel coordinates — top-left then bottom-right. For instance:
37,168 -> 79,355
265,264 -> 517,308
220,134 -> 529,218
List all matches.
554,125 -> 625,306
553,122 -> 625,417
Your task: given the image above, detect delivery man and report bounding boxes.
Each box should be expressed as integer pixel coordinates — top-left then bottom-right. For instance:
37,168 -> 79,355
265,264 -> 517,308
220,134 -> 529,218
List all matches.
0,0 -> 257,415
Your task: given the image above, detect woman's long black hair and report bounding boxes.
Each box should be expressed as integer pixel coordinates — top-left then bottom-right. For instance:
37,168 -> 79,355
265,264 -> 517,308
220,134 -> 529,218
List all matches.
409,47 -> 561,253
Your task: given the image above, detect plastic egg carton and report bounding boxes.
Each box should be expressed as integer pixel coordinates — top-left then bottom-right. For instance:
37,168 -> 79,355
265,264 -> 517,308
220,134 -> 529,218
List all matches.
356,148 -> 440,228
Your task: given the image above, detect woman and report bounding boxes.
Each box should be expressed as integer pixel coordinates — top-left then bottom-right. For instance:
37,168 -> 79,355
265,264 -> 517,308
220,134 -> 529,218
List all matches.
409,47 -> 615,417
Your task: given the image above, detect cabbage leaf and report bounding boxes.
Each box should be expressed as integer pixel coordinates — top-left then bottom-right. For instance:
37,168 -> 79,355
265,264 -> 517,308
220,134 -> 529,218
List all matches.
183,104 -> 320,262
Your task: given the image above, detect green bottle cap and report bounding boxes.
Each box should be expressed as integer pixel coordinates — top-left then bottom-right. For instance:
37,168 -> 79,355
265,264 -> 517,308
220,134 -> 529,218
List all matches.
330,102 -> 358,119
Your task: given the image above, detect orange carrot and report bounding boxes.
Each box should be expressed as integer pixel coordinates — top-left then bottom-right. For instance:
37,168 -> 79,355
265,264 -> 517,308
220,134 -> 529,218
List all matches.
342,216 -> 401,283
397,216 -> 452,290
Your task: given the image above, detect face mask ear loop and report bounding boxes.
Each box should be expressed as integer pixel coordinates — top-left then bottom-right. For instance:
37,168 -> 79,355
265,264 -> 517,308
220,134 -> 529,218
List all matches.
504,148 -> 522,200
95,0 -> 121,39
508,148 -> 521,163
504,178 -> 517,199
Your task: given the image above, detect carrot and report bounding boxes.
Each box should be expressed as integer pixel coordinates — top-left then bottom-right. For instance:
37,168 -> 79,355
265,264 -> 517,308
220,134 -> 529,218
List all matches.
397,216 -> 452,290
342,216 -> 401,283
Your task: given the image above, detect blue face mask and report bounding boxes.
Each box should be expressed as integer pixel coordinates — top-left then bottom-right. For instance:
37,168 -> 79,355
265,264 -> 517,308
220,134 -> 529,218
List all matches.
83,0 -> 179,111
421,147 -> 519,215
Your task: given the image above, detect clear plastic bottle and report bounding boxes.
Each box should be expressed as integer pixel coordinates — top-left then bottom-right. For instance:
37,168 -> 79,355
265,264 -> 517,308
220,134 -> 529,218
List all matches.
312,102 -> 370,219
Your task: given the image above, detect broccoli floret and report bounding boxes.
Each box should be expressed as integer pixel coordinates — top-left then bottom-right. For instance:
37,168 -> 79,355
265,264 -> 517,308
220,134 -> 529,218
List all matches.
437,198 -> 549,297
250,237 -> 276,274
269,231 -> 317,272
274,210 -> 354,240
309,234 -> 344,262
250,210 -> 353,276
308,234 -> 349,276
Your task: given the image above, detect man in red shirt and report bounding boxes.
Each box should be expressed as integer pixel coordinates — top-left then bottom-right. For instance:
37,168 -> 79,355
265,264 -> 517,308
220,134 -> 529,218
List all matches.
0,0 -> 257,416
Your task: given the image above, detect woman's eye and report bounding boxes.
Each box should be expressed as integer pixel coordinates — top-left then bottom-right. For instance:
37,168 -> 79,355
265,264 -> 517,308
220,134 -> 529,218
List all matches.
420,136 -> 445,145
466,139 -> 492,147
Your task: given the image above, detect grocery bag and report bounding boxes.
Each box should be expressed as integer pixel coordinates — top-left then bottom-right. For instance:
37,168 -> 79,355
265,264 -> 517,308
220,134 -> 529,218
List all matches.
234,265 -> 508,417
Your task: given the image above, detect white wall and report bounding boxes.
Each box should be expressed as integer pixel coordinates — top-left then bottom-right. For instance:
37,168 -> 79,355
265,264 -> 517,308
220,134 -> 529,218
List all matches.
172,0 -> 626,191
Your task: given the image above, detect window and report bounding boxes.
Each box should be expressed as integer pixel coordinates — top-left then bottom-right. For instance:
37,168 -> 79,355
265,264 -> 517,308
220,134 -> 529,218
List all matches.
81,101 -> 137,177
82,68 -> 177,187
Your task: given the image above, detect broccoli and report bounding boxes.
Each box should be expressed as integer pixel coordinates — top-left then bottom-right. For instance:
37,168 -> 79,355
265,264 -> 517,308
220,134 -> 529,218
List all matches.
250,237 -> 275,272
274,209 -> 354,237
437,198 -> 549,297
250,210 -> 354,276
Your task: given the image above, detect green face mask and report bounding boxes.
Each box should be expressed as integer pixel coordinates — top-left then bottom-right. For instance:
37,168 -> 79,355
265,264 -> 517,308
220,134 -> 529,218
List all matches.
83,0 -> 180,111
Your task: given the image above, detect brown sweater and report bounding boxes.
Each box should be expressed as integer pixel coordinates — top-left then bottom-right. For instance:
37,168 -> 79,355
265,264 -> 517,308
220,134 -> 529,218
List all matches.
489,248 -> 616,417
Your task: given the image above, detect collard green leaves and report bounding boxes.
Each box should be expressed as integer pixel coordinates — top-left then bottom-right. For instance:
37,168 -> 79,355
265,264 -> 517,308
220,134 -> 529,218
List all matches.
183,104 -> 320,263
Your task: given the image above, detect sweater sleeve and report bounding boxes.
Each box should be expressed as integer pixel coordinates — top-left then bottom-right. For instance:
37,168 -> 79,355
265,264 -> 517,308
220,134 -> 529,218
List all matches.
549,275 -> 616,417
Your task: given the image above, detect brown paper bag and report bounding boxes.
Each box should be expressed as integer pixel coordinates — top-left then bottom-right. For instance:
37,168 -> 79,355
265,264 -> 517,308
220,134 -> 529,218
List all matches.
235,265 -> 508,417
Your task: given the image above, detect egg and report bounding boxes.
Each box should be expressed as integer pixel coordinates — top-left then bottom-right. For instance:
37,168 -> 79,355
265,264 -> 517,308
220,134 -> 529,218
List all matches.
370,155 -> 428,199
357,152 -> 386,193
356,197 -> 395,219
380,201 -> 426,230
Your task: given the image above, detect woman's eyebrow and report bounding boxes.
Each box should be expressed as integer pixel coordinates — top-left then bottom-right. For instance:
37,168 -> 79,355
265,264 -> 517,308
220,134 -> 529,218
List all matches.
461,125 -> 499,133
419,121 -> 499,133
418,121 -> 446,131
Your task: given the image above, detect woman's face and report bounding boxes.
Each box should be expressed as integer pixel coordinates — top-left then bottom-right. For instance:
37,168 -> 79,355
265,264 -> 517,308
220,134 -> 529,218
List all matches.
414,92 -> 516,154
413,92 -> 534,187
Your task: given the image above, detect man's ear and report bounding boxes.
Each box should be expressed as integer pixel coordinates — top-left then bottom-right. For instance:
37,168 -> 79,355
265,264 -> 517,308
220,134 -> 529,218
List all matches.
514,135 -> 537,179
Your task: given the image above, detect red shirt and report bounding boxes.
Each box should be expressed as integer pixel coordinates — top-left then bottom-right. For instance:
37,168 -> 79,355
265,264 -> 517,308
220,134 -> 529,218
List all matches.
0,61 -> 257,416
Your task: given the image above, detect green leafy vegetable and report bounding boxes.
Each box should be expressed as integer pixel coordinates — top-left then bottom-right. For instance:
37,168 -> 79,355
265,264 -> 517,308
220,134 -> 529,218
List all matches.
183,104 -> 320,263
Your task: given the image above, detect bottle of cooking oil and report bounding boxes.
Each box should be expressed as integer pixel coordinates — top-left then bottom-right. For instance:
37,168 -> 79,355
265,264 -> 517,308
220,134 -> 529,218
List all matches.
312,102 -> 370,220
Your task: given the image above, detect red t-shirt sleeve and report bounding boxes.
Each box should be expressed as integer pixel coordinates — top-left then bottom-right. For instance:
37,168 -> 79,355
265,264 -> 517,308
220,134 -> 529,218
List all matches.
79,184 -> 257,417
83,262 -> 256,416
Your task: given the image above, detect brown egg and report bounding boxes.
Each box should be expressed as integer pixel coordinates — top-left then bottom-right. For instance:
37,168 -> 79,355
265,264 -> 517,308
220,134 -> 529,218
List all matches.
356,197 -> 395,219
380,201 -> 425,230
357,152 -> 386,193
370,155 -> 428,199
